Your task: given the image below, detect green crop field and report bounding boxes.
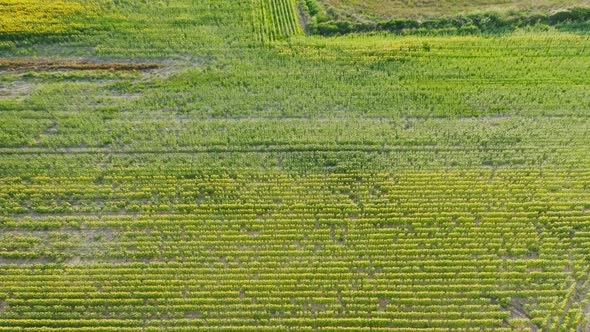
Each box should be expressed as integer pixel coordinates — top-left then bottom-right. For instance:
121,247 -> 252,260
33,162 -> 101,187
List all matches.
1,0 -> 590,331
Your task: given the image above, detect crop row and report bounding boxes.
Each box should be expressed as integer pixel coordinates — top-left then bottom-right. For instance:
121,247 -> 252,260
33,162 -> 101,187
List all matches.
252,0 -> 302,43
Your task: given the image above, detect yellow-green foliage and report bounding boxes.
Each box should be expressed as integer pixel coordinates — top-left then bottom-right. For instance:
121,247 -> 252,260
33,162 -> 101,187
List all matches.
0,0 -> 92,35
0,0 -> 589,331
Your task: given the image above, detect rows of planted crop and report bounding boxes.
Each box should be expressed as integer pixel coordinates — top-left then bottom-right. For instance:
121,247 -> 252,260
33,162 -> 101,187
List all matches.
1,169 -> 589,330
252,0 -> 303,42
1,116 -> 588,151
1,149 -> 588,179
1,0 -> 589,331
0,226 -> 583,330
1,170 -> 588,214
0,215 -> 580,329
0,153 -> 587,326
0,117 -> 589,176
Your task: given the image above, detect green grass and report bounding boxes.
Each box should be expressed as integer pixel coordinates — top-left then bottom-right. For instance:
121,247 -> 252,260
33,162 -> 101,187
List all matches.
307,1 -> 590,36
320,0 -> 590,19
0,0 -> 590,331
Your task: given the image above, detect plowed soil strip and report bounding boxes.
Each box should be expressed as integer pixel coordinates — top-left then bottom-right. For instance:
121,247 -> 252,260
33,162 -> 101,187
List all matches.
0,60 -> 161,71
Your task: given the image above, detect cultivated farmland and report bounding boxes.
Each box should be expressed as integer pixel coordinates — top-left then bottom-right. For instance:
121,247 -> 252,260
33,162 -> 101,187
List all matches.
1,0 -> 590,331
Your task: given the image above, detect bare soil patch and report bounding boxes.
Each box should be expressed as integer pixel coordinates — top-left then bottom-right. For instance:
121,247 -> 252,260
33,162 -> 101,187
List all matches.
0,60 -> 161,72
